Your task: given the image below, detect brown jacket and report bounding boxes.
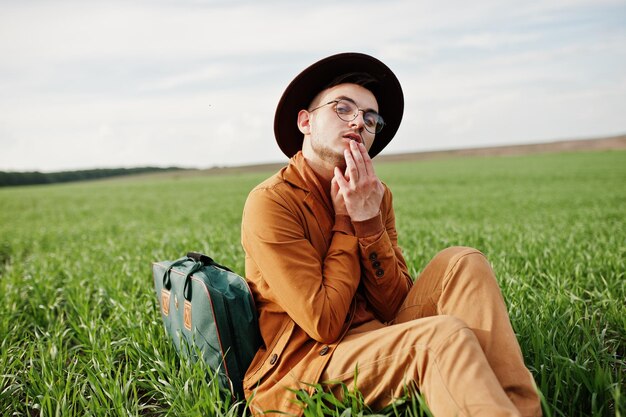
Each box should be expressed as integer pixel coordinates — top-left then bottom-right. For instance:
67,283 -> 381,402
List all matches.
241,151 -> 412,415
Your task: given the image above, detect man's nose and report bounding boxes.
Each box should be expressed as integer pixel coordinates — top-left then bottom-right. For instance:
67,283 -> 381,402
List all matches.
348,111 -> 365,130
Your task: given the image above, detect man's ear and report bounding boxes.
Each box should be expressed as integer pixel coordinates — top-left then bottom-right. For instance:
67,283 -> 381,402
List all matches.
297,110 -> 311,135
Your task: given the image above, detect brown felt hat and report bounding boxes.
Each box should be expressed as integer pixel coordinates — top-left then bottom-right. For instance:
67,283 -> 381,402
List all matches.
274,52 -> 404,158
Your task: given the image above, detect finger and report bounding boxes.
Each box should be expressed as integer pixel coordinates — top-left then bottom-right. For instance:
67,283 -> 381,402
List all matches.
334,167 -> 351,194
343,149 -> 359,183
330,176 -> 338,195
331,174 -> 344,195
349,140 -> 367,176
357,142 -> 375,177
334,166 -> 348,187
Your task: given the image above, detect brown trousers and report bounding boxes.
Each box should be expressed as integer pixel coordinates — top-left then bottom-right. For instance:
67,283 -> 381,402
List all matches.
320,247 -> 542,417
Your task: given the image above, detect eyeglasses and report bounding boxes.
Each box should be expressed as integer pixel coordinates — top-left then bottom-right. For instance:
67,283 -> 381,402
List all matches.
309,99 -> 385,134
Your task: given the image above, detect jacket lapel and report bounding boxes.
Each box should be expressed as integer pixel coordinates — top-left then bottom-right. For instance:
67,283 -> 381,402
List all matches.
283,153 -> 334,249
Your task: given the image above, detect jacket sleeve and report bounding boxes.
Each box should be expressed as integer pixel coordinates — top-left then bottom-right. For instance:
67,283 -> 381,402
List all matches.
241,186 -> 361,344
354,186 -> 413,322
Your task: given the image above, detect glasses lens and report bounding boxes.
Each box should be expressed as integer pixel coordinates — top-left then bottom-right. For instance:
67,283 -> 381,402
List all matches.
334,100 -> 357,121
363,112 -> 384,134
333,100 -> 384,134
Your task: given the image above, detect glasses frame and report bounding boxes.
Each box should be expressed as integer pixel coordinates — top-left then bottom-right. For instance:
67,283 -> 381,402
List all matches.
309,99 -> 385,134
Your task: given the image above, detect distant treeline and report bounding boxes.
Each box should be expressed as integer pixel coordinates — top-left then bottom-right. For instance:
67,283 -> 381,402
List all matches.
0,167 -> 184,187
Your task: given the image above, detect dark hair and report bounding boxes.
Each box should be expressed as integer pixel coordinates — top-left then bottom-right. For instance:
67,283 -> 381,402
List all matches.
324,72 -> 379,90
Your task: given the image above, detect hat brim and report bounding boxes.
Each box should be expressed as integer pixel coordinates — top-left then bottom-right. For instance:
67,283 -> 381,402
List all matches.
274,52 -> 404,159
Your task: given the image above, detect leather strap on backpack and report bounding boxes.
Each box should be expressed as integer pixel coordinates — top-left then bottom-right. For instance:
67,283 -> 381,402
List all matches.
187,251 -> 234,273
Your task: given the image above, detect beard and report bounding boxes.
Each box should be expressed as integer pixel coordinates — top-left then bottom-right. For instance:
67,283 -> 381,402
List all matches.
309,134 -> 347,168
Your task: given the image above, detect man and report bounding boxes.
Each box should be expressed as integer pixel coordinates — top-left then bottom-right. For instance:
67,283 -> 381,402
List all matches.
241,52 -> 541,417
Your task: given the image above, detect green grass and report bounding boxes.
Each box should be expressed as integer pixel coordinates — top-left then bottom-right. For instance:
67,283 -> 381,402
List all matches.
1,150 -> 624,416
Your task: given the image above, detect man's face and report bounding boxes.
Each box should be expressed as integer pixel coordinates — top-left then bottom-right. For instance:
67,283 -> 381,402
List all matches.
300,83 -> 378,167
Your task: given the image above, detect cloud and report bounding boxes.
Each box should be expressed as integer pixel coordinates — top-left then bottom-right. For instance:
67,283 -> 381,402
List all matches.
0,0 -> 625,171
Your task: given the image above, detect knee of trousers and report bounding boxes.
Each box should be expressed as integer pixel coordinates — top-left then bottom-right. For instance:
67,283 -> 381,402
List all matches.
434,246 -> 484,264
413,315 -> 471,351
436,246 -> 498,286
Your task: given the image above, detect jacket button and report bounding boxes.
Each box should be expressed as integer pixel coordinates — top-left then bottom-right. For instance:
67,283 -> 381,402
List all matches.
375,269 -> 384,277
369,252 -> 378,261
372,260 -> 381,268
269,354 -> 278,365
319,345 -> 329,356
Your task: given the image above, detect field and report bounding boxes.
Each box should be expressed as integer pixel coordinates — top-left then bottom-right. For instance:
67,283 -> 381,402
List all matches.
1,150 -> 624,416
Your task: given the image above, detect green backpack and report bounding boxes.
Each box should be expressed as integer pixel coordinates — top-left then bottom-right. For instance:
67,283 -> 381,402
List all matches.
152,252 -> 261,399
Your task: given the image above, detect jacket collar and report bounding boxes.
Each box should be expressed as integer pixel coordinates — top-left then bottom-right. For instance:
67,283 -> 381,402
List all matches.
282,151 -> 335,217
282,151 -> 309,192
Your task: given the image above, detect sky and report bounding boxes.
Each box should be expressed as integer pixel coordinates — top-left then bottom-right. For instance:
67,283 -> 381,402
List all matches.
1,0 -> 625,172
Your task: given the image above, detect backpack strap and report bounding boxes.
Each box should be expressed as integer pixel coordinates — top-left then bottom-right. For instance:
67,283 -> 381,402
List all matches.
162,256 -> 189,290
186,251 -> 234,273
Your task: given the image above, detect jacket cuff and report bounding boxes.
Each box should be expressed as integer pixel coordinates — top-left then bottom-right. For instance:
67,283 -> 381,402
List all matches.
332,214 -> 355,235
353,212 -> 384,238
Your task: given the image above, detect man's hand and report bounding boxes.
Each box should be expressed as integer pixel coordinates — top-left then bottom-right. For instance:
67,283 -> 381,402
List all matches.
333,140 -> 384,222
331,175 -> 349,216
